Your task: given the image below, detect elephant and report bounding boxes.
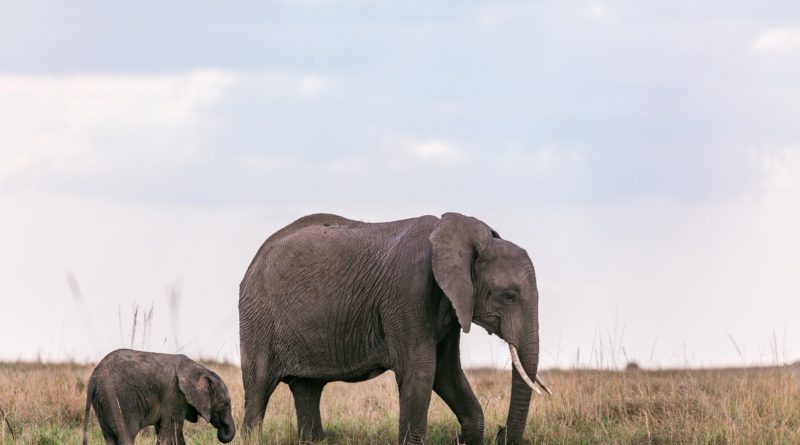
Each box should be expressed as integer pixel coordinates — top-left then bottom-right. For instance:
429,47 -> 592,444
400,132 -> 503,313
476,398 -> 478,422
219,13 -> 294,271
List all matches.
82,349 -> 235,445
239,212 -> 549,445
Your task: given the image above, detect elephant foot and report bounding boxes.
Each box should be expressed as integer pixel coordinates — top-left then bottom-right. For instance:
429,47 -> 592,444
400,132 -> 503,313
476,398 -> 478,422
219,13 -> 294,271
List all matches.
452,431 -> 484,445
298,430 -> 325,443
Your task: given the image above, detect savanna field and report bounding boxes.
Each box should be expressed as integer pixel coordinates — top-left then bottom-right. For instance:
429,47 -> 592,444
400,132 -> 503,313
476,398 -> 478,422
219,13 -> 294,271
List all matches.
2,363 -> 799,444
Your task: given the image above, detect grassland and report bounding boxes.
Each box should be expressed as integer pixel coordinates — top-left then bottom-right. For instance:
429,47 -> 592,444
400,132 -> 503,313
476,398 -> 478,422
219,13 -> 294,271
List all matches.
1,362 -> 799,444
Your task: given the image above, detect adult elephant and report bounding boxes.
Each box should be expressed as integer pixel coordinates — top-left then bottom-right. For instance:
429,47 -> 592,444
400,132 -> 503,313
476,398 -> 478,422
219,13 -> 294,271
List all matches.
239,212 -> 549,445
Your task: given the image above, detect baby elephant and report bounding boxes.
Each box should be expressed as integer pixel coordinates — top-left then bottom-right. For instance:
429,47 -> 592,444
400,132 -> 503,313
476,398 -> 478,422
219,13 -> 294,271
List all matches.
82,349 -> 235,445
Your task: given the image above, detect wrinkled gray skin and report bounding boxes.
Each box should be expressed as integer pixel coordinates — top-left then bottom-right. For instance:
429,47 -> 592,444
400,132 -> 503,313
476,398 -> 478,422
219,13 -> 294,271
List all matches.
82,349 -> 235,445
239,213 -> 541,445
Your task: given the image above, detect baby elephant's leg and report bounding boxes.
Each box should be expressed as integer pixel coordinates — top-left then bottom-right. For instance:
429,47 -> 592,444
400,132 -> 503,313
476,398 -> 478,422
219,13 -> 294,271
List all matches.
99,428 -> 118,445
97,414 -> 126,445
95,391 -> 136,445
155,416 -> 187,445
99,429 -> 135,445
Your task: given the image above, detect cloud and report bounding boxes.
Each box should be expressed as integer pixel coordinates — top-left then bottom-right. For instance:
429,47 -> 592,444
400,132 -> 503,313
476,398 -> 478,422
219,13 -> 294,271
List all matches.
408,139 -> 465,163
227,72 -> 333,101
0,69 -> 236,153
584,4 -> 607,19
297,75 -> 331,96
0,156 -> 29,181
474,5 -> 520,27
758,148 -> 800,196
0,69 -> 243,203
0,69 -> 236,125
752,27 -> 800,53
492,146 -> 586,178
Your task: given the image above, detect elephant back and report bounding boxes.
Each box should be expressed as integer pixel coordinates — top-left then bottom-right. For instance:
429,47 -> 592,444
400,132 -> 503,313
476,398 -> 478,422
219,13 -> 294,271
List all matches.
240,214 -> 363,294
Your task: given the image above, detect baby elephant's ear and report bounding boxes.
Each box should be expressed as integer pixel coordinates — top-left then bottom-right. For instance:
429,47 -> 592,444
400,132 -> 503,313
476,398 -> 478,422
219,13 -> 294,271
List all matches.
177,360 -> 212,422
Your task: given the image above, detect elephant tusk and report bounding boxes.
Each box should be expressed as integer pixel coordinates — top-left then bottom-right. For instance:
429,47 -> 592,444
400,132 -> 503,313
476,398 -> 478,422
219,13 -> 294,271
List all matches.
508,344 -> 552,395
508,344 -> 542,395
535,374 -> 553,395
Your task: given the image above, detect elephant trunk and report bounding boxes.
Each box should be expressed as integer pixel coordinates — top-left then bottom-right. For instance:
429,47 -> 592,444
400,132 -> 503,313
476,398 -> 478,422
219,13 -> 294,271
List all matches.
217,413 -> 236,443
497,328 -> 540,445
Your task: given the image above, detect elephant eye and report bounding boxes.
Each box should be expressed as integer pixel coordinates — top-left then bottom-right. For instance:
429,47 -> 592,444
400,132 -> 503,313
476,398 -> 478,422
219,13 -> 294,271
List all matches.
502,292 -> 517,302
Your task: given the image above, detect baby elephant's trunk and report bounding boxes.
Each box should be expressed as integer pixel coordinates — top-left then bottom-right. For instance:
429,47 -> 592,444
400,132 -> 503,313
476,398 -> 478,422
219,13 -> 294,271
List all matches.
217,413 -> 236,443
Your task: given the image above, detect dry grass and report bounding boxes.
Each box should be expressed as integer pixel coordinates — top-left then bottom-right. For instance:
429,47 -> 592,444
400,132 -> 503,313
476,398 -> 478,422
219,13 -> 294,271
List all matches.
2,362 -> 799,444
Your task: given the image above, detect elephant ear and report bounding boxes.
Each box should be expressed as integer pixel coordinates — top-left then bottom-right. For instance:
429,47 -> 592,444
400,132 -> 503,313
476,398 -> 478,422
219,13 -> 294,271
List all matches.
177,360 -> 212,422
430,212 -> 497,333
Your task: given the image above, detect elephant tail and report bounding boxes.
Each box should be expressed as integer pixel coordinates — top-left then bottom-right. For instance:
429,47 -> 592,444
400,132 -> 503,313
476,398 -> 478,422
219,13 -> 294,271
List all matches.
82,378 -> 94,445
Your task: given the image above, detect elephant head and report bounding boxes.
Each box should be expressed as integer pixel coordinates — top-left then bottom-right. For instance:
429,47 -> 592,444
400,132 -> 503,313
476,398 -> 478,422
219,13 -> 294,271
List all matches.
178,361 -> 236,443
430,212 -> 549,444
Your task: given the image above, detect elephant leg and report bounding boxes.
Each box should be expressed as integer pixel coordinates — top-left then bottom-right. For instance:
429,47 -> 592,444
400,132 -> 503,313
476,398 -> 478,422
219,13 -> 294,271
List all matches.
396,355 -> 436,445
95,398 -> 132,445
97,418 -> 116,445
155,416 -> 186,445
243,368 -> 279,434
289,379 -> 326,441
123,421 -> 139,445
433,329 -> 485,445
97,417 -> 124,445
100,428 -> 118,445
103,430 -> 133,445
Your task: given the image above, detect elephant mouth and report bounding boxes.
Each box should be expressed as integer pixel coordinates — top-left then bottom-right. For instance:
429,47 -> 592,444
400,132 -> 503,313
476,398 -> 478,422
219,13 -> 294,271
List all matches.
474,314 -> 501,336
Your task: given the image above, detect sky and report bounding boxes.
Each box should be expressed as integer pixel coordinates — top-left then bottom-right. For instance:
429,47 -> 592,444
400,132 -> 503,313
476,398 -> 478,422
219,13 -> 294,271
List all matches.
1,1 -> 800,369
